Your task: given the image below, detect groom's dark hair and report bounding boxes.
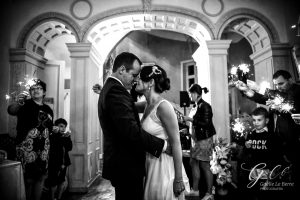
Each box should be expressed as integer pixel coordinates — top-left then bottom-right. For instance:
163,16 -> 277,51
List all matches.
112,52 -> 142,72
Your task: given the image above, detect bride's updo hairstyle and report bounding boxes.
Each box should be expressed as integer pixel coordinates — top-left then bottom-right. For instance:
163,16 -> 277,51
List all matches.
140,65 -> 170,93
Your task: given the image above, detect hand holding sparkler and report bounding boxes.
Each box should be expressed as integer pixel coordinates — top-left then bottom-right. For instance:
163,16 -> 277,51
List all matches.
16,91 -> 30,105
235,80 -> 255,97
5,75 -> 37,102
235,80 -> 248,91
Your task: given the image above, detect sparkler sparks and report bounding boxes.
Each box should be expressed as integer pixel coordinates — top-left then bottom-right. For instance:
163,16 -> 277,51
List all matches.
281,103 -> 294,114
228,63 -> 251,86
231,117 -> 253,139
230,66 -> 238,76
5,94 -> 10,100
232,119 -> 245,135
4,75 -> 38,101
268,94 -> 295,114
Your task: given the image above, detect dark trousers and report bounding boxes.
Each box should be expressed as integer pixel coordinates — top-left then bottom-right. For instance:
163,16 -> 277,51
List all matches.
114,177 -> 144,200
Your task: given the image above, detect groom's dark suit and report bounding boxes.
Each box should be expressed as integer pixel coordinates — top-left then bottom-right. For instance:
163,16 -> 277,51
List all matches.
98,77 -> 165,200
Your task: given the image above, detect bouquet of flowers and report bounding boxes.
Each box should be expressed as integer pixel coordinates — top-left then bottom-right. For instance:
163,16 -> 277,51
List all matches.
210,138 -> 237,187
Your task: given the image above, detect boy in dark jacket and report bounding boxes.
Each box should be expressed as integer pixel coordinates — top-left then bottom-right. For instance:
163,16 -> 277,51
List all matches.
47,118 -> 72,200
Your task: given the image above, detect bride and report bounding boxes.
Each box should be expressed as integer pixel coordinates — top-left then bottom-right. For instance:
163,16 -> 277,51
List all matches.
135,64 -> 190,200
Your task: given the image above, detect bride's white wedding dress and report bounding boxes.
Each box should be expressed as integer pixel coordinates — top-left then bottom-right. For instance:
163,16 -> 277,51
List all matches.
142,99 -> 190,200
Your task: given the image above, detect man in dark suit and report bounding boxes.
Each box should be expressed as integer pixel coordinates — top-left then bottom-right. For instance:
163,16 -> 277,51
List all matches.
98,52 -> 166,200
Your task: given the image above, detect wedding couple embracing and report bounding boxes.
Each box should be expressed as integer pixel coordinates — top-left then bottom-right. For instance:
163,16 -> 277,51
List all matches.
97,52 -> 190,200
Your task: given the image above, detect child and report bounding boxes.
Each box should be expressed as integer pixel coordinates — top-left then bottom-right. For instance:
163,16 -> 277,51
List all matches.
242,107 -> 277,199
47,118 -> 73,200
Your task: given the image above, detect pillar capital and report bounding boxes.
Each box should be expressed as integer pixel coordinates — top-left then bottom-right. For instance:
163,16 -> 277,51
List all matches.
9,48 -> 47,66
66,43 -> 92,58
206,40 -> 231,55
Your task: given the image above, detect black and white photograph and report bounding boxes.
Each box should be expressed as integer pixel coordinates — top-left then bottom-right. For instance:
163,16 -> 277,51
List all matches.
0,0 -> 299,200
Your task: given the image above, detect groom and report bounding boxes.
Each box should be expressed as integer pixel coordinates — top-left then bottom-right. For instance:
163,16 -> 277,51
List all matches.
98,52 -> 167,200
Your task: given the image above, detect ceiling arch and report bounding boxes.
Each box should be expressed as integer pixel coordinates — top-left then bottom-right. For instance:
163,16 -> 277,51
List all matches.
17,12 -> 81,56
81,7 -> 215,42
83,12 -> 213,62
215,8 -> 280,53
25,21 -> 76,57
222,18 -> 271,53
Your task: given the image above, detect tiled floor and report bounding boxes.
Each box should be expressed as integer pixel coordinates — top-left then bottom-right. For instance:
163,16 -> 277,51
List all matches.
60,176 -> 295,200
61,176 -> 200,200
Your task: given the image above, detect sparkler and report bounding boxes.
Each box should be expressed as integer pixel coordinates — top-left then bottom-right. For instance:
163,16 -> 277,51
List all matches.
5,94 -> 11,100
268,94 -> 295,114
232,118 -> 245,136
230,66 -> 238,76
281,103 -> 294,114
258,81 -> 271,95
231,116 -> 253,141
238,63 -> 250,74
5,74 -> 37,101
228,63 -> 251,86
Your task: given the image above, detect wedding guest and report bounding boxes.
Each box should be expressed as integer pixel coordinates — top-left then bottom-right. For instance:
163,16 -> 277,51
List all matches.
47,118 -> 73,200
183,84 -> 215,200
241,107 -> 281,199
7,79 -> 54,200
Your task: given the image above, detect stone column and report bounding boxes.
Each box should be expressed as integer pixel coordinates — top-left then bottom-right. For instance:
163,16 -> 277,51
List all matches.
66,43 -> 102,192
8,49 -> 47,137
250,43 -> 293,88
206,40 -> 231,141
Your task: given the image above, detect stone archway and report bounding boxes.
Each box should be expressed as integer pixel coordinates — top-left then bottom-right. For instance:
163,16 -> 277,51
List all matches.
82,11 -> 214,96
65,10 -> 233,191
215,8 -> 279,44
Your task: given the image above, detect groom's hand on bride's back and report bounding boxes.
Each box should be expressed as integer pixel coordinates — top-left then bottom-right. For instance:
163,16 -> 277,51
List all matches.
164,140 -> 172,156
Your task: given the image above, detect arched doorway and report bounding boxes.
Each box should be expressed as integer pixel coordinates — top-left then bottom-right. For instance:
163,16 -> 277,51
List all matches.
64,11 -> 234,191
9,14 -> 79,138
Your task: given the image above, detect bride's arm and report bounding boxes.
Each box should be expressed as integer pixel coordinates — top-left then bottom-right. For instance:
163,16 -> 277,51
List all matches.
157,102 -> 185,197
135,101 -> 146,113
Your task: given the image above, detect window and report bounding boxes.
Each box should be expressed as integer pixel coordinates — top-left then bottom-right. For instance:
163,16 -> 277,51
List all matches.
181,60 -> 197,90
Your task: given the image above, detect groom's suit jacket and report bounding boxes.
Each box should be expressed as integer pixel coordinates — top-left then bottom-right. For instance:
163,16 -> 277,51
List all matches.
98,77 -> 165,184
